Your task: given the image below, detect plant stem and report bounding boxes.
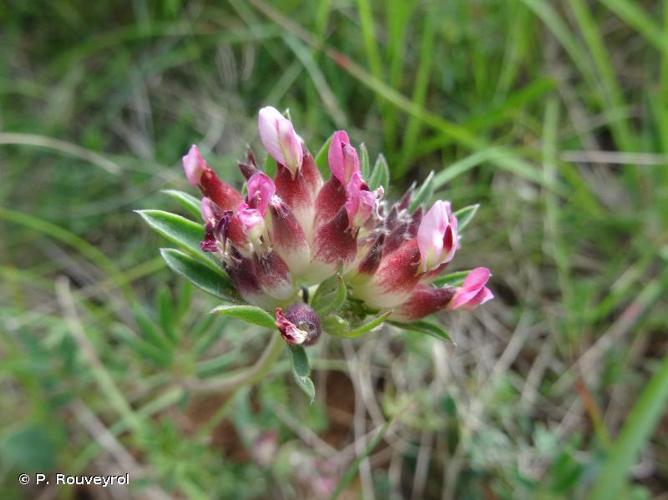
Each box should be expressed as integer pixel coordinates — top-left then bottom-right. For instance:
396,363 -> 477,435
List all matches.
186,332 -> 285,394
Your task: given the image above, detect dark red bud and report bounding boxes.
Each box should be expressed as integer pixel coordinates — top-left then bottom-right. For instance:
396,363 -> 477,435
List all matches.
238,149 -> 260,180
397,182 -> 416,210
277,303 -> 322,346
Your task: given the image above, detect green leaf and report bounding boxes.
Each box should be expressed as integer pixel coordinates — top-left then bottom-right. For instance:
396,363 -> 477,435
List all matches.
315,134 -> 333,176
0,424 -> 57,470
195,351 -> 240,378
390,320 -> 452,342
111,324 -> 172,366
330,412 -> 398,500
132,303 -> 172,350
160,248 -> 240,302
322,314 -> 351,336
175,280 -> 193,322
326,311 -> 391,339
360,143 -> 371,178
161,189 -> 201,219
368,153 -> 390,191
137,209 -> 217,270
347,311 -> 391,337
409,171 -> 435,212
192,315 -> 225,356
311,273 -> 347,316
264,155 -> 277,178
589,354 -> 668,500
289,345 -> 315,403
156,286 -> 177,342
210,304 -> 275,329
453,204 -> 479,231
432,269 -> 471,287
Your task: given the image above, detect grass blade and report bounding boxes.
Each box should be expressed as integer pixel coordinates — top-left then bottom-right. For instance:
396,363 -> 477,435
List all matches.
589,353 -> 668,499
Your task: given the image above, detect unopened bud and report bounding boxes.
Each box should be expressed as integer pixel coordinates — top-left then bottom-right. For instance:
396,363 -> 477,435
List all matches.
275,303 -> 321,346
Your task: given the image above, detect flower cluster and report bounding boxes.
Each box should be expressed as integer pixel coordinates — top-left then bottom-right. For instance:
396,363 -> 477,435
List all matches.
182,107 -> 492,344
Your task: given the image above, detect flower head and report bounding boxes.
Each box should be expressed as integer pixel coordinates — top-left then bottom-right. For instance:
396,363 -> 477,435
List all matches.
176,107 -> 492,344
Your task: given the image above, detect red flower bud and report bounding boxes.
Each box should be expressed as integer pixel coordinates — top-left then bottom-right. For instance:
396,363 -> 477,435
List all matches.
182,145 -> 243,211
449,268 -> 494,310
275,303 -> 321,346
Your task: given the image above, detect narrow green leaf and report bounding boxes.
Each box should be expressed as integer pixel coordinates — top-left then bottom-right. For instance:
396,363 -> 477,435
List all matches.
289,345 -> 315,403
133,304 -> 172,350
195,351 -> 240,378
598,0 -> 666,52
160,248 -> 240,302
283,34 -> 346,127
453,204 -> 480,231
264,155 -> 277,178
327,311 -> 391,339
432,270 -> 471,287
368,154 -> 390,191
161,189 -> 202,219
390,320 -> 452,342
360,143 -> 371,179
111,324 -> 172,366
398,10 -> 437,175
210,304 -> 275,329
408,171 -> 435,212
175,281 -> 193,322
590,353 -> 668,499
137,209 -> 217,270
330,408 -> 401,500
156,286 -> 177,342
311,274 -> 347,316
193,315 -> 225,356
315,134 -> 333,176
322,314 -> 351,336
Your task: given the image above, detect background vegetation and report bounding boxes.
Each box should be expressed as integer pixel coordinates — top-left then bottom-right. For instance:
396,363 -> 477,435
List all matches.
1,0 -> 667,498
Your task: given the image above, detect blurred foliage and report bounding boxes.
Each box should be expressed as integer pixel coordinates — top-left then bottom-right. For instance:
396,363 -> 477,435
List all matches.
1,0 -> 668,498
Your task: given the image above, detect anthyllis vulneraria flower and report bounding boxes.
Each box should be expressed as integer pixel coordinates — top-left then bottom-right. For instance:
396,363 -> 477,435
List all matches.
173,106 -> 492,346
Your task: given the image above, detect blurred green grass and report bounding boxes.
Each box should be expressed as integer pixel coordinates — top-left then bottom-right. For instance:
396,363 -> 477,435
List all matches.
1,0 -> 667,498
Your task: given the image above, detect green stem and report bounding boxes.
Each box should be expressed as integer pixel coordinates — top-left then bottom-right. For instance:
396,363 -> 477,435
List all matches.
186,332 -> 285,394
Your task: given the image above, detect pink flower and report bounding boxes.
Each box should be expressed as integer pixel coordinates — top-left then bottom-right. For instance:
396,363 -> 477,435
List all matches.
258,106 -> 303,177
344,172 -> 382,229
200,197 -> 221,223
182,145 -> 243,211
328,131 -> 359,184
235,204 -> 265,245
224,250 -> 294,309
417,200 -> 458,272
352,238 -> 422,309
252,431 -> 278,467
246,172 -> 275,215
274,152 -> 322,238
311,206 -> 358,281
268,197 -> 310,276
182,144 -> 206,185
449,267 -> 494,310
